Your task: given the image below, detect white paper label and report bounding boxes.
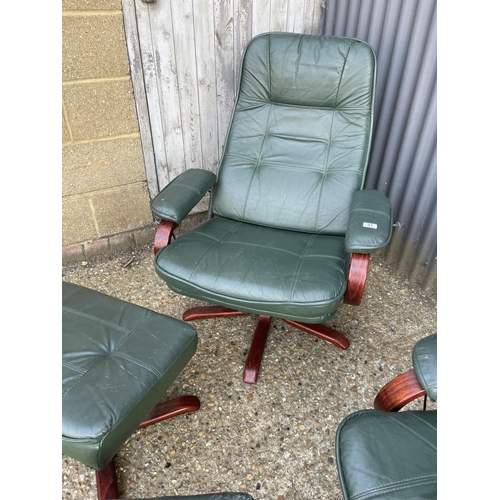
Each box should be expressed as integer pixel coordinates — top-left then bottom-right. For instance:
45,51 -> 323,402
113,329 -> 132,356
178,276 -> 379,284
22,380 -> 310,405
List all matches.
363,222 -> 378,229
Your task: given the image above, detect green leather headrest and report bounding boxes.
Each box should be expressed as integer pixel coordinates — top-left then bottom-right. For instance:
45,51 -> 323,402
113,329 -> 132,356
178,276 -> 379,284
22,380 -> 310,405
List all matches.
212,32 -> 377,235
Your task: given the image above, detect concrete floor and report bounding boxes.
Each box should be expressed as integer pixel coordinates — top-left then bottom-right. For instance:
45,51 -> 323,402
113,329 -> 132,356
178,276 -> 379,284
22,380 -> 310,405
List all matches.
61,244 -> 437,500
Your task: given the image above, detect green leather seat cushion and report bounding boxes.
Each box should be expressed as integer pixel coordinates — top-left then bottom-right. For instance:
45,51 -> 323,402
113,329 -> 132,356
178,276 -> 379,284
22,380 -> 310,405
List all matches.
155,217 -> 349,323
412,333 -> 437,402
62,282 -> 198,471
336,409 -> 437,499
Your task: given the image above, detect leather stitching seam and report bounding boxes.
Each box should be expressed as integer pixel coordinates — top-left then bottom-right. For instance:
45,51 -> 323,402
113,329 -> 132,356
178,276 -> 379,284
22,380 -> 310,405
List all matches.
313,109 -> 336,230
241,104 -> 273,220
351,207 -> 391,219
182,235 -> 346,262
62,310 -> 155,399
187,221 -> 241,281
113,352 -> 162,379
289,234 -> 315,302
349,475 -> 437,500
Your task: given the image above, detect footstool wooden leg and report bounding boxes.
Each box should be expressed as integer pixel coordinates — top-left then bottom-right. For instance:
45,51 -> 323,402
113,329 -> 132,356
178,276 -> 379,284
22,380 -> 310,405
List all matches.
92,396 -> 200,500
138,395 -> 201,429
96,459 -> 118,500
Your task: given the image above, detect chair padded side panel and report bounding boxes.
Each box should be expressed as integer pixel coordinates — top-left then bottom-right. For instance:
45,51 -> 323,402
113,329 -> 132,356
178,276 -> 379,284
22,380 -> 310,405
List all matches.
62,282 -> 198,470
336,410 -> 437,500
155,217 -> 349,323
212,32 -> 376,235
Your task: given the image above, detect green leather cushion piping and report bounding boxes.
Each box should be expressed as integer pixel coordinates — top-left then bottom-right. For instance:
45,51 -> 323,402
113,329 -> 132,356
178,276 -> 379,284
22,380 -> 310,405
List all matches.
151,168 -> 216,224
155,217 -> 349,323
211,32 -> 377,235
62,282 -> 198,471
345,189 -> 393,253
336,409 -> 437,500
412,333 -> 437,402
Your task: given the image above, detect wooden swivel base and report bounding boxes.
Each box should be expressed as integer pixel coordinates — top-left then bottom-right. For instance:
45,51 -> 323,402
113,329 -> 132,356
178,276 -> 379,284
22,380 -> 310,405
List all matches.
95,396 -> 200,500
183,306 -> 350,384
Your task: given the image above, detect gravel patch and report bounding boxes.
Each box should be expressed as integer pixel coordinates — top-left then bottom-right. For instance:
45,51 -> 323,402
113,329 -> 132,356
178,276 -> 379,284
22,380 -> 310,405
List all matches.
62,245 -> 437,500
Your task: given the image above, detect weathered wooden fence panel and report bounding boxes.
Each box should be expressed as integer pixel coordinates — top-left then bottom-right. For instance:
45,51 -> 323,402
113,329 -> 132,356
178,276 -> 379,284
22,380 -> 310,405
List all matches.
123,0 -> 326,203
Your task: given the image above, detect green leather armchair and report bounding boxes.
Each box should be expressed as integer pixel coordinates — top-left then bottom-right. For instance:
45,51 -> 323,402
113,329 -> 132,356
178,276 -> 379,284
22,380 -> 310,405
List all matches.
335,334 -> 437,499
151,32 -> 392,384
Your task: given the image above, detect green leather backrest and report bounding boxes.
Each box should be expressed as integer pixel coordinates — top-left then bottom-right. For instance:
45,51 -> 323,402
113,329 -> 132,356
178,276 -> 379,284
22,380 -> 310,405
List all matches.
211,32 -> 377,235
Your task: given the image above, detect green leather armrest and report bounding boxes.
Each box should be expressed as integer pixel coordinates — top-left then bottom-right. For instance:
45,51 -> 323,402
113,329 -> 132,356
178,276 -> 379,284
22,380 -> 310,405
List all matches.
151,169 -> 217,225
345,190 -> 393,253
412,333 -> 437,402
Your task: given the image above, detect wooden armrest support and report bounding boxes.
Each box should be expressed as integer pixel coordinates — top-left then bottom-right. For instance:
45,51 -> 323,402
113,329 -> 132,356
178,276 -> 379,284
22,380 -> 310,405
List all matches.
153,220 -> 178,255
374,369 -> 426,412
344,253 -> 370,305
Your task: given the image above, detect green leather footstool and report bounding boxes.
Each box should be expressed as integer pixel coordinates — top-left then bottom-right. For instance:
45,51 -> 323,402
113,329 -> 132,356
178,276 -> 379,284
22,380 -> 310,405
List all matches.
62,282 -> 202,500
